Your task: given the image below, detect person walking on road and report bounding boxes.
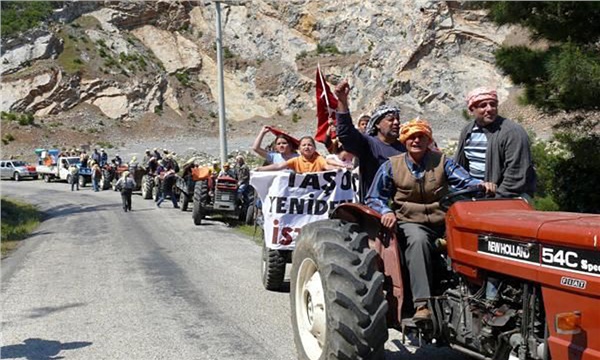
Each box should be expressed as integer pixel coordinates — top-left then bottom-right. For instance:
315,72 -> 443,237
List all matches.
69,164 -> 80,191
91,162 -> 101,192
156,168 -> 179,208
115,171 -> 136,212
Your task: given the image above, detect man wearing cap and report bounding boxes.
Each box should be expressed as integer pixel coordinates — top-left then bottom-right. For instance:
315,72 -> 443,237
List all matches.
91,148 -> 101,166
356,113 -> 370,134
100,148 -> 108,167
334,79 -> 406,199
455,87 -> 536,198
366,119 -> 496,322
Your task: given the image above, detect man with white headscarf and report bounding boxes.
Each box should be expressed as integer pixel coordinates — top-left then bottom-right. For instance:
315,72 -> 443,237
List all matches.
455,88 -> 536,198
334,79 -> 406,199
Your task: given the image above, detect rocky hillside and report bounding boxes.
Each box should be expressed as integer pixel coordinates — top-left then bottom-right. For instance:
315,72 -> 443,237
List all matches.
1,1 -> 553,160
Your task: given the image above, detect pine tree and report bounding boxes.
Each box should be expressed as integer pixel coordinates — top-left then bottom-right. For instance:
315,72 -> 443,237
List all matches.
486,2 -> 600,111
483,1 -> 600,213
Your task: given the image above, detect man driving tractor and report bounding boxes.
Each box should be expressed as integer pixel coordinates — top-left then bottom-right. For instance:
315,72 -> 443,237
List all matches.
366,118 -> 496,321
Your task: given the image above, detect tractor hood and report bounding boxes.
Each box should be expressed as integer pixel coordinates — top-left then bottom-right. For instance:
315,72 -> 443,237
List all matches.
448,199 -> 600,248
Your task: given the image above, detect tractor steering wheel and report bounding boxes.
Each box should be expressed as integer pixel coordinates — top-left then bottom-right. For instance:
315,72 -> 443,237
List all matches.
439,186 -> 490,211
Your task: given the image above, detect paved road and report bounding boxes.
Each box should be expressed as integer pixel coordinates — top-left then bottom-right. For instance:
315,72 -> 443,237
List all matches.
1,180 -> 468,360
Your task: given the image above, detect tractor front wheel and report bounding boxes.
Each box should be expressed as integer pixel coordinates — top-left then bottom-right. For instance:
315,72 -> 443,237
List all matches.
192,180 -> 208,225
180,194 -> 190,211
261,241 -> 288,291
141,175 -> 153,199
290,220 -> 388,360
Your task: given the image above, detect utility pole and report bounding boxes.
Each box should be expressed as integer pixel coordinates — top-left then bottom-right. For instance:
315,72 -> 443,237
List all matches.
210,0 -> 245,165
214,0 -> 227,166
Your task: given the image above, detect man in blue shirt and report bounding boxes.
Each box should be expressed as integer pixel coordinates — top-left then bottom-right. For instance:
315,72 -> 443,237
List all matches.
334,79 -> 406,200
366,119 -> 496,321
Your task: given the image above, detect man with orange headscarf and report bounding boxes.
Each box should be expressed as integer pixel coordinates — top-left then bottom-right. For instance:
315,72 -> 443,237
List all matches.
455,87 -> 536,198
366,118 -> 496,322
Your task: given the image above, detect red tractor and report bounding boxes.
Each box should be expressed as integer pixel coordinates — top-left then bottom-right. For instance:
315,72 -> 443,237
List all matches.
187,168 -> 252,225
290,190 -> 600,360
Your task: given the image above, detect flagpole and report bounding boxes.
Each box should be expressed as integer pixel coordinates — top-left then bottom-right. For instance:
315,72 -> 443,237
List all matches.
317,63 -> 331,110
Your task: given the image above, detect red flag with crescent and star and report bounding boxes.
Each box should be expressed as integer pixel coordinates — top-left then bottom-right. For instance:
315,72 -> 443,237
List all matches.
315,64 -> 338,144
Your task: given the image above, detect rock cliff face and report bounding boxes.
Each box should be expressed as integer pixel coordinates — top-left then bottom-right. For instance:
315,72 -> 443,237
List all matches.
0,1 -> 516,139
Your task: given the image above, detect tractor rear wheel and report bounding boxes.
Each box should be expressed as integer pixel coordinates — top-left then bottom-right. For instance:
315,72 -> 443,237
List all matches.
290,220 -> 388,360
100,170 -> 111,190
192,180 -> 208,225
152,183 -> 159,201
180,194 -> 189,211
141,175 -> 153,199
261,241 -> 288,291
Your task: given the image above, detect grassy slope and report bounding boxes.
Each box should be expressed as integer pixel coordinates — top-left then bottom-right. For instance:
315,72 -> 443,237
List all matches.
1,197 -> 41,257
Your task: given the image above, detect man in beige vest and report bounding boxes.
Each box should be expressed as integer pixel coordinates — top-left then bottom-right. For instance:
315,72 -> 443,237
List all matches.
366,119 -> 496,321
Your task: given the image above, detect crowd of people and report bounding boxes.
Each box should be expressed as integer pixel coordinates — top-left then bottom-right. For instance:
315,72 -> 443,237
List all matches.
251,82 -> 536,322
61,146 -> 253,214
58,82 -> 536,324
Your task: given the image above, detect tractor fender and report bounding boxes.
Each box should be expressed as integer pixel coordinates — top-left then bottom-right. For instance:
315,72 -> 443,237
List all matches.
330,203 -> 384,240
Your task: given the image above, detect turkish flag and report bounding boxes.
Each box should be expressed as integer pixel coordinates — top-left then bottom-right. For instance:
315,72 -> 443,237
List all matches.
265,126 -> 300,148
315,65 -> 338,144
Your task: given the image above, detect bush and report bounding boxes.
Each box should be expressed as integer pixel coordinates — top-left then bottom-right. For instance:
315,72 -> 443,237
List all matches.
1,2 -> 56,37
531,133 -> 600,213
549,133 -> 600,213
317,43 -> 340,55
17,113 -> 34,126
175,71 -> 192,87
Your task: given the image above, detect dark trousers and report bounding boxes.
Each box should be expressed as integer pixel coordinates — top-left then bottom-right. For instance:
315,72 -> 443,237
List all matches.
70,175 -> 79,191
157,188 -> 178,207
398,222 -> 445,308
121,189 -> 132,211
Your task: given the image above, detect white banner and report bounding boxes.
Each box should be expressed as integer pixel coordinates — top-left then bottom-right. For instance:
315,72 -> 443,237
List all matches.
250,170 -> 358,250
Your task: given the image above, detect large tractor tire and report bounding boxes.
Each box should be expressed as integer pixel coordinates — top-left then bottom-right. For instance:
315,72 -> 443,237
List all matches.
100,171 -> 112,190
78,175 -> 87,188
141,175 -> 153,199
290,220 -> 388,360
192,180 -> 209,225
261,241 -> 288,291
152,182 -> 160,201
180,194 -> 190,211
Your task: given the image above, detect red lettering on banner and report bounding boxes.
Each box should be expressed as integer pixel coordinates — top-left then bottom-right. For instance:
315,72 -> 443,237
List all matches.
272,219 -> 301,245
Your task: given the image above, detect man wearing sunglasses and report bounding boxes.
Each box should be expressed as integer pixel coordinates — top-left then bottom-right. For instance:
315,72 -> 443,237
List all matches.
455,88 -> 536,199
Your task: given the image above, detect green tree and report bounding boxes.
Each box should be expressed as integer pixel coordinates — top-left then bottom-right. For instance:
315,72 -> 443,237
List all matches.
483,2 -> 600,213
1,2 -> 58,37
487,2 -> 600,111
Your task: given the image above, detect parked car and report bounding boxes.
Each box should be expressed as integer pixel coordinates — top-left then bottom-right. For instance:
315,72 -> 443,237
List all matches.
0,160 -> 38,181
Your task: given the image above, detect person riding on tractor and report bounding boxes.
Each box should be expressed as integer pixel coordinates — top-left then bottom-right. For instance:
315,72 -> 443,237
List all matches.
366,118 -> 496,321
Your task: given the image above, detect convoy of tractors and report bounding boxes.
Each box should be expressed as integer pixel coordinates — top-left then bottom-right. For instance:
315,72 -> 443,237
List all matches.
30,148 -> 252,227
13,148 -> 600,360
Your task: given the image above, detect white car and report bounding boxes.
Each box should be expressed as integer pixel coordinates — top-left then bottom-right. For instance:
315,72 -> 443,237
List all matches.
0,160 -> 39,181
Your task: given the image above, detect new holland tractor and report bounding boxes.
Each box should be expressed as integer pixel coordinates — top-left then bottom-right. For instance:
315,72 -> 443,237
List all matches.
290,189 -> 600,360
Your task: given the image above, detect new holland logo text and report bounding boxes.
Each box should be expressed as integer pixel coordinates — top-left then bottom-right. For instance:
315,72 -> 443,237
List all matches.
488,241 -> 530,259
477,236 -> 539,265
